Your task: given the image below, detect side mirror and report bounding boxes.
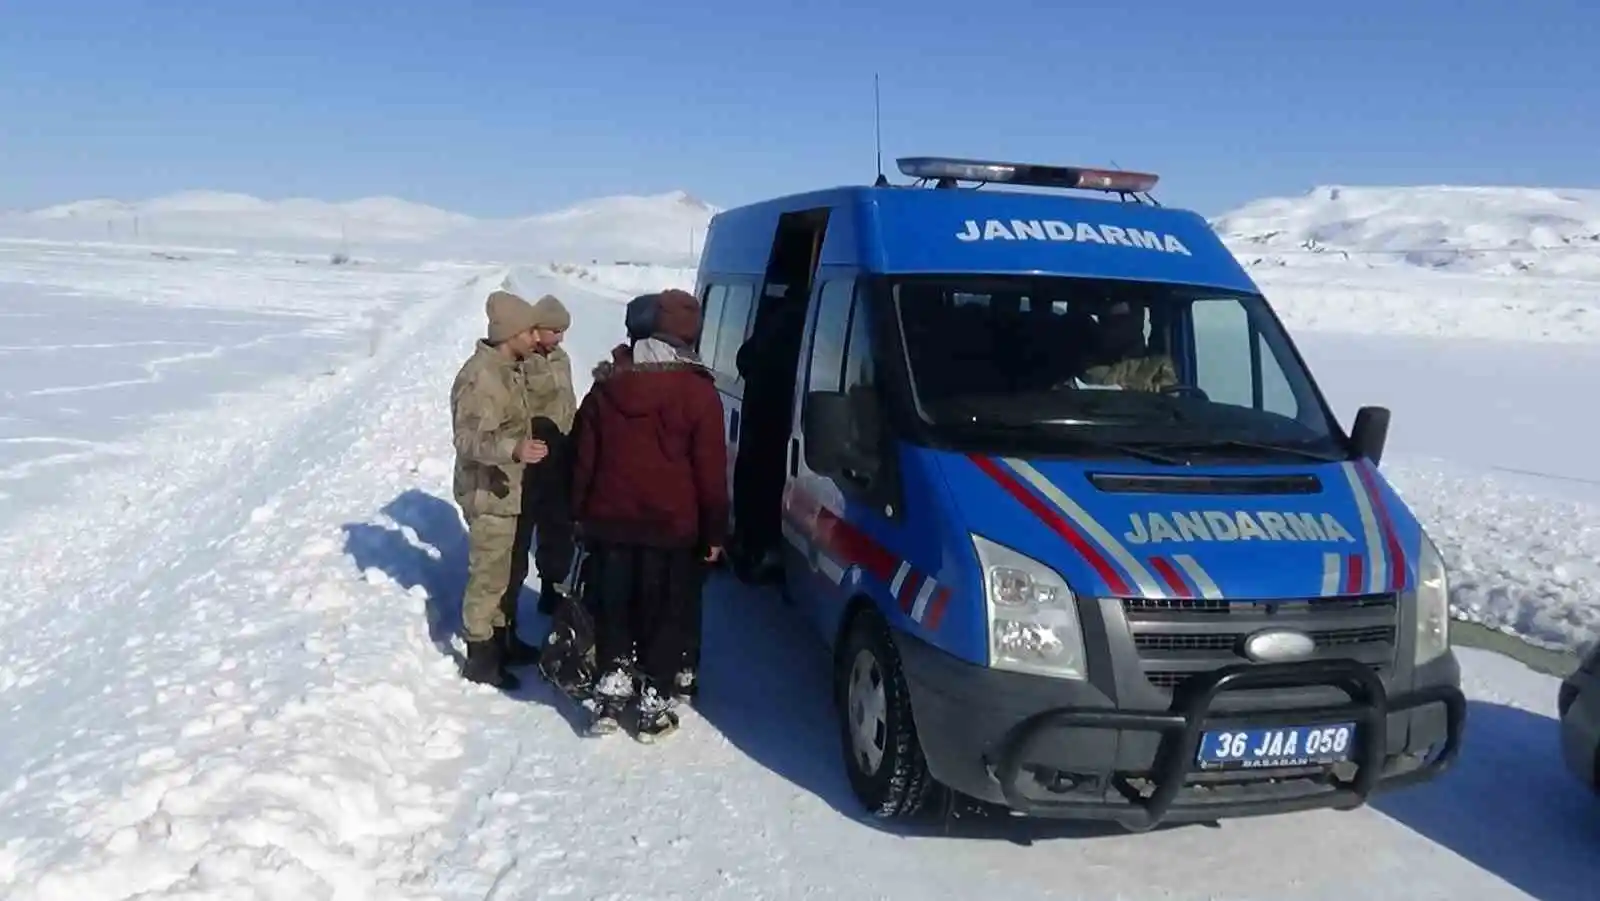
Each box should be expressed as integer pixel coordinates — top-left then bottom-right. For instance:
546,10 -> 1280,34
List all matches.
1350,406 -> 1391,465
802,391 -> 853,476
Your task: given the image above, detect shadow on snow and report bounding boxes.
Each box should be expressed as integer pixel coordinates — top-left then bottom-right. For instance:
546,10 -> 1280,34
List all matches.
330,488 -> 1600,865
339,487 -> 593,737
690,570 -> 1204,845
1373,700 -> 1600,901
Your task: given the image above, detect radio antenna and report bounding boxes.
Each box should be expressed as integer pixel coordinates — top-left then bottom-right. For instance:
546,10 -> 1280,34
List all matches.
873,73 -> 889,187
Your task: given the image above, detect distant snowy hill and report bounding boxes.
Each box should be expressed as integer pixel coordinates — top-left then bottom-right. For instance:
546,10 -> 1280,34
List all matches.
1213,185 -> 1600,279
434,190 -> 716,268
14,180 -> 1599,279
0,189 -> 718,267
7,191 -> 475,247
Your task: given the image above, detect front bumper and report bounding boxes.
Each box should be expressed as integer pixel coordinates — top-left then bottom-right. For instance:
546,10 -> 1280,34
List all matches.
898,632 -> 1465,831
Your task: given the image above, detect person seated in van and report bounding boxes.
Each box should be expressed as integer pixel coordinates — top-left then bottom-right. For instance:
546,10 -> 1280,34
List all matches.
570,289 -> 729,739
1078,299 -> 1177,392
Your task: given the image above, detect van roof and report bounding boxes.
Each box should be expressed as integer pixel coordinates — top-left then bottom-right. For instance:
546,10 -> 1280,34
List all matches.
700,184 -> 1258,295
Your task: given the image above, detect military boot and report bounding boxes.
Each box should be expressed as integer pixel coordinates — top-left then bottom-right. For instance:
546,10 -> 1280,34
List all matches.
463,639 -> 521,691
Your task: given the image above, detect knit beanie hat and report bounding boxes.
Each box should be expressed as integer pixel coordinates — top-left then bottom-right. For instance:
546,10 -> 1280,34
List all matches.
624,293 -> 659,342
653,289 -> 702,348
530,294 -> 572,331
485,290 -> 540,343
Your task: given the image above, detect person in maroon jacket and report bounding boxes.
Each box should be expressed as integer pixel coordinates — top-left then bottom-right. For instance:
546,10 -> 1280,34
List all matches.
570,288 -> 728,740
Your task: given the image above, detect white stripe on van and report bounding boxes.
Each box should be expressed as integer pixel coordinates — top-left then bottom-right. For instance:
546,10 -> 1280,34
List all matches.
1170,554 -> 1224,600
1001,458 -> 1167,599
1321,552 -> 1342,596
1340,462 -> 1386,593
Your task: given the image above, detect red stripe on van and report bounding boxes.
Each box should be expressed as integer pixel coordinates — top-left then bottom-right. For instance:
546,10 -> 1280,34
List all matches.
1148,556 -> 1193,599
809,503 -> 900,584
1355,461 -> 1408,592
923,586 -> 952,630
1344,554 -> 1365,595
967,454 -> 1133,597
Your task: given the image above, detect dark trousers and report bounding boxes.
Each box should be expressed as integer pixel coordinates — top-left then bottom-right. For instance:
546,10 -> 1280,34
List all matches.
497,422 -> 575,627
732,419 -> 787,559
589,542 -> 704,691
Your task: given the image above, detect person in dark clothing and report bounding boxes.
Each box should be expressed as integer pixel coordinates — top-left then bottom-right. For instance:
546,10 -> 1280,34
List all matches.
731,295 -> 806,578
523,413 -> 576,617
570,289 -> 729,740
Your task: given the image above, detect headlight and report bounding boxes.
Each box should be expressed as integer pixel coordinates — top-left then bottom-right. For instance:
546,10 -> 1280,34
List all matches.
972,534 -> 1087,679
1414,532 -> 1451,665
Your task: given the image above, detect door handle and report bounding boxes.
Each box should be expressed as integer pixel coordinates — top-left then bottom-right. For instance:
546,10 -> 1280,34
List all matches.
789,438 -> 800,477
729,408 -> 741,442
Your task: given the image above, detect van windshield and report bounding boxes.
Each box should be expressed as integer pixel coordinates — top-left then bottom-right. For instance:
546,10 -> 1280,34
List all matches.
890,275 -> 1349,462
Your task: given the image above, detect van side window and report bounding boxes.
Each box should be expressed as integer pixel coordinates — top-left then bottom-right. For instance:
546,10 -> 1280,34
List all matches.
807,279 -> 855,394
841,285 -> 874,396
714,284 -> 756,376
698,284 -> 728,365
840,283 -> 881,463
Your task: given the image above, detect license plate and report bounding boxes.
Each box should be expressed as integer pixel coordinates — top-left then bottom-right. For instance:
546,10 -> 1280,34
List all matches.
1196,723 -> 1356,770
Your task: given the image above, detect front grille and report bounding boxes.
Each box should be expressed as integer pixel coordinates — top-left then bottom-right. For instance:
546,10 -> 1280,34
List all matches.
1121,594 -> 1399,692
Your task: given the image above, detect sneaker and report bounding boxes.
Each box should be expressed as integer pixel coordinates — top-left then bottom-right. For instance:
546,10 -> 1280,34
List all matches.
587,699 -> 623,737
594,667 -> 635,701
635,708 -> 679,743
633,685 -> 679,743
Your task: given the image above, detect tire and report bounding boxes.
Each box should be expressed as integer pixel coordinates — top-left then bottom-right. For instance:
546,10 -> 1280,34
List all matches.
836,610 -> 940,819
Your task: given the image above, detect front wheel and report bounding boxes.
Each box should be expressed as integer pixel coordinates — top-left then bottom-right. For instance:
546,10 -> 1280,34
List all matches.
836,612 -> 940,819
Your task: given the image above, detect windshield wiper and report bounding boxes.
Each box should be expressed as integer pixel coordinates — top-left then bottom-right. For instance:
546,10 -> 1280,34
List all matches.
1140,438 -> 1348,463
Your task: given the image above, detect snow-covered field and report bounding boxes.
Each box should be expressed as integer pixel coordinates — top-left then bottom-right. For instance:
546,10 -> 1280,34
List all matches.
0,241 -> 481,524
0,183 -> 1598,899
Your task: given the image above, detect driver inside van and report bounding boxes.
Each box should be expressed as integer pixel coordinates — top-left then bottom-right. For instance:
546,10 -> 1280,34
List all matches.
1077,300 -> 1177,393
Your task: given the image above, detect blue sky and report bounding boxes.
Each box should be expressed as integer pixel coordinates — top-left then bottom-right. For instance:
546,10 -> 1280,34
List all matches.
2,0 -> 1595,218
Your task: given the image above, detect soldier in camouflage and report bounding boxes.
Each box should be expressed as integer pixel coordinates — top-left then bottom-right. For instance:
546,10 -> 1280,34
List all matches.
1079,300 -> 1177,392
450,288 -> 576,690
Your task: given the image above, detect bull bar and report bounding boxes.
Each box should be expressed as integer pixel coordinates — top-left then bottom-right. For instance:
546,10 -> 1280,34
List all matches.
990,658 -> 1467,831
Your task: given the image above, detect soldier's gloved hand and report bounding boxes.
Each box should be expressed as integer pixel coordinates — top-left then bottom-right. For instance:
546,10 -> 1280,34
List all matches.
515,439 -> 549,463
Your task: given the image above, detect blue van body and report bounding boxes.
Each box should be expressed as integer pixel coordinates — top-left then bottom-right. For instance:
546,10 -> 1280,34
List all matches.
693,174 -> 1464,829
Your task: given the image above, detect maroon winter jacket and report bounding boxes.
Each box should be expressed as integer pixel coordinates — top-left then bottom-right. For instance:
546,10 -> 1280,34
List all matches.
571,348 -> 730,550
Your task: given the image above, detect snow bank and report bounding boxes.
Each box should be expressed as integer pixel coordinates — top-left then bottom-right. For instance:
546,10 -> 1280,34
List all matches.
0,266 -> 513,900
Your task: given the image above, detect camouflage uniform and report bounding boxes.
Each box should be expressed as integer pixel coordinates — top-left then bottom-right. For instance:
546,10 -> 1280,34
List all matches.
1082,355 -> 1178,392
452,339 -> 538,643
451,291 -> 577,650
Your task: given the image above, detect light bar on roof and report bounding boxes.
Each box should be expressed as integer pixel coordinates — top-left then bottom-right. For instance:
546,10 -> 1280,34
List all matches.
896,157 -> 1160,194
